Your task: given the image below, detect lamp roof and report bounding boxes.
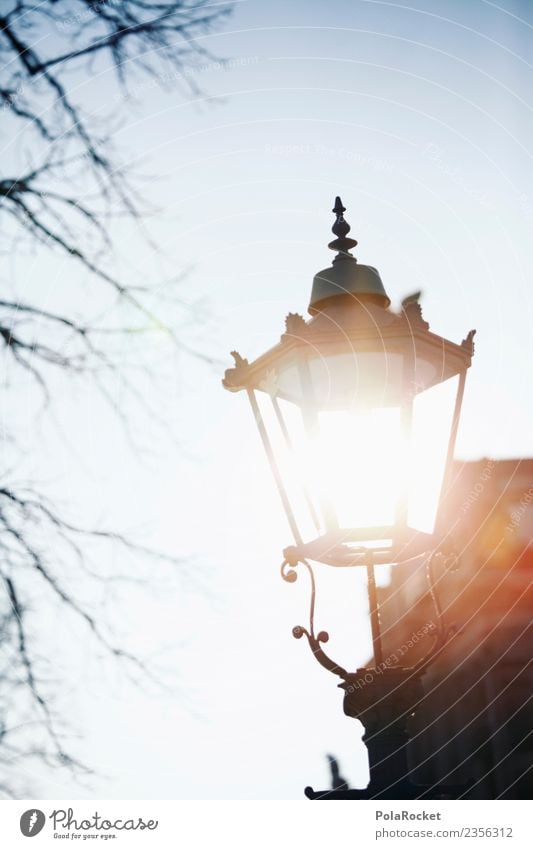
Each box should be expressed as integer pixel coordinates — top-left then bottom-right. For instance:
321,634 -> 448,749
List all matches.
223,197 -> 475,396
309,197 -> 391,313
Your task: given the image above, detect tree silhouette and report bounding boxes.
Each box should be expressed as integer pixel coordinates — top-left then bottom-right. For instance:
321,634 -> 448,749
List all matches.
0,0 -> 230,796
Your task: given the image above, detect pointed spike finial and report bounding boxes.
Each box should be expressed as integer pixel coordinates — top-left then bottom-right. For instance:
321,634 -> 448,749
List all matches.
333,196 -> 346,216
328,196 -> 357,257
309,196 -> 391,312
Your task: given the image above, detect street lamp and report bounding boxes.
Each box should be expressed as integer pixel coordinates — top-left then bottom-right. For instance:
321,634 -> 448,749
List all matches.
223,198 -> 475,799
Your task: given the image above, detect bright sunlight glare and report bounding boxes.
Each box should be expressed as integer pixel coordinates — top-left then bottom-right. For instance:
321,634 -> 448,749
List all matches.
315,407 -> 404,529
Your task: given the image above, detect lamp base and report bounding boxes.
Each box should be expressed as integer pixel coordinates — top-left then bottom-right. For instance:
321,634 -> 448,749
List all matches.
303,667 -> 472,800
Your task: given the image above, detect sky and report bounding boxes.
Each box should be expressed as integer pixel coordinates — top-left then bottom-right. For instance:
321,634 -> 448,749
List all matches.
4,0 -> 533,799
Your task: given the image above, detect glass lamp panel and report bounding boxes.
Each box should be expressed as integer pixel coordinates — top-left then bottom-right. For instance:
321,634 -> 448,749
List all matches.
412,354 -> 440,393
261,350 -> 406,410
312,406 -> 405,530
307,351 -> 405,410
253,390 -> 324,542
262,361 -> 302,404
407,374 -> 460,534
254,346 -> 419,542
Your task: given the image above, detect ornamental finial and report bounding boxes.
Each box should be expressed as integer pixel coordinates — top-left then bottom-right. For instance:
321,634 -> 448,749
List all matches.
328,196 -> 358,257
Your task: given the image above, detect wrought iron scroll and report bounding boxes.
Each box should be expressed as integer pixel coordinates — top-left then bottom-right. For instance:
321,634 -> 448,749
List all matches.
281,557 -> 347,678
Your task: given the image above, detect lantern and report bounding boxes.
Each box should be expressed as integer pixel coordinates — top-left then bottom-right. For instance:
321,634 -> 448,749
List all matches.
223,197 -> 476,800
223,198 -> 475,573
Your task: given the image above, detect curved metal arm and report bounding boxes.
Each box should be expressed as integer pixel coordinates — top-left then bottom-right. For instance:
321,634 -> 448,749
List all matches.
281,558 -> 347,678
281,542 -> 459,682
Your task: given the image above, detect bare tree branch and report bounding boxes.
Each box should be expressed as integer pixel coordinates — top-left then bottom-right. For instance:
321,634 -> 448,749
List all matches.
0,0 -> 231,795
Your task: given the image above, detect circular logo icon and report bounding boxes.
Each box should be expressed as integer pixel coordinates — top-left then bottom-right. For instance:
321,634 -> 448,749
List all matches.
20,809 -> 45,837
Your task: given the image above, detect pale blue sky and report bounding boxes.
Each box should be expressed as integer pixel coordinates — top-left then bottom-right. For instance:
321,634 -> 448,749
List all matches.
5,0 -> 532,798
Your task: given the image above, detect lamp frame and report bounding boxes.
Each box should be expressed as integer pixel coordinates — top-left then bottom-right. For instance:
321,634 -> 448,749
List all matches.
224,298 -> 475,569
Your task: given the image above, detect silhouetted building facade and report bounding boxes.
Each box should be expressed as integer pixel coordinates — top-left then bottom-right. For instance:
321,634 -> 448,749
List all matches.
375,458 -> 533,799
